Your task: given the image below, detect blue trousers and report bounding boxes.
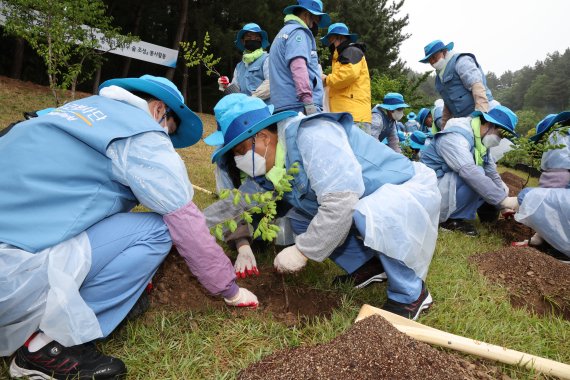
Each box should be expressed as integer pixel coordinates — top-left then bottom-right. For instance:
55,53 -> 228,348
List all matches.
290,217 -> 423,304
82,212 -> 171,337
450,175 -> 485,220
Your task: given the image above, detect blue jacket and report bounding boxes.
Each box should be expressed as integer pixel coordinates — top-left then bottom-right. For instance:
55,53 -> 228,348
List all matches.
372,106 -> 399,141
283,113 -> 414,217
435,53 -> 493,117
0,96 -> 164,252
236,52 -> 269,100
269,21 -> 323,112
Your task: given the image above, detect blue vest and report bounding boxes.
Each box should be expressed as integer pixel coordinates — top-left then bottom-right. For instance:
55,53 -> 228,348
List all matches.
421,125 -> 490,178
282,113 -> 415,217
372,106 -> 396,142
269,21 -> 324,112
236,52 -> 269,101
435,53 -> 493,117
0,96 -> 164,252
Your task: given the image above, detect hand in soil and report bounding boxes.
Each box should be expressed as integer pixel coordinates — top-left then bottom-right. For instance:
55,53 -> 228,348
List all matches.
224,287 -> 259,308
235,245 -> 260,278
274,245 -> 307,273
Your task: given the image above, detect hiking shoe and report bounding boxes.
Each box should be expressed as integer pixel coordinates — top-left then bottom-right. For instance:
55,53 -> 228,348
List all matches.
381,282 -> 433,320
332,257 -> 387,289
439,218 -> 479,237
10,341 -> 126,379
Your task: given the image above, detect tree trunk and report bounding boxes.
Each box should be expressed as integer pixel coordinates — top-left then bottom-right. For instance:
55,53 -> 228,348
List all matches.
197,65 -> 202,113
121,4 -> 144,77
165,0 -> 188,80
92,66 -> 102,95
10,37 -> 25,80
181,15 -> 191,103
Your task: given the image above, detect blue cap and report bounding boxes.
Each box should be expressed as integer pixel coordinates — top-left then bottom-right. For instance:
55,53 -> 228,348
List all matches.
378,93 -> 409,111
472,105 -> 519,138
419,40 -> 454,63
530,111 -> 570,142
409,131 -> 427,150
204,94 -> 297,163
283,0 -> 331,28
417,108 -> 430,128
235,23 -> 270,51
99,75 -> 203,148
320,23 -> 358,45
407,112 -> 416,120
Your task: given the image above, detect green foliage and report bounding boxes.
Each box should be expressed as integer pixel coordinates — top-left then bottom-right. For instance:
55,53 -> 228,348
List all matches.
180,32 -> 222,77
1,0 -> 135,105
370,71 -> 431,109
514,109 -> 542,138
210,163 -> 300,243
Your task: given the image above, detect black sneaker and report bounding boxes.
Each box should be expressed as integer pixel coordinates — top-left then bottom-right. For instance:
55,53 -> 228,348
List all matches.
10,340 -> 126,379
439,218 -> 479,237
332,257 -> 387,289
381,282 -> 433,320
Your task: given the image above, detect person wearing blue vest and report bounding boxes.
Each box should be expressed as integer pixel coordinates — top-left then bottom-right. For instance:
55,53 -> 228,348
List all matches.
0,75 -> 259,379
514,111 -> 570,260
409,130 -> 427,161
420,105 -> 520,237
205,93 -> 442,320
269,0 -> 330,115
404,112 -> 420,133
217,23 -> 271,102
370,92 -> 410,153
420,40 -> 496,129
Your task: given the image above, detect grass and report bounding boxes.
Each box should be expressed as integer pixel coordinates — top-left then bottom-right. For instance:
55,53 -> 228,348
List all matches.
1,77 -> 568,379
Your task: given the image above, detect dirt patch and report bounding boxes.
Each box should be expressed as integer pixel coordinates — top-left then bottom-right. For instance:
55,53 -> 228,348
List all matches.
238,314 -> 505,380
494,218 -> 535,244
470,247 -> 570,320
149,249 -> 340,325
500,171 -> 526,196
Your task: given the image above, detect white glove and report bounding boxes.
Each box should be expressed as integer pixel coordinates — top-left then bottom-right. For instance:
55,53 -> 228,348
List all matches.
234,244 -> 259,278
499,196 -> 519,212
303,103 -> 318,115
530,233 -> 544,246
274,245 -> 308,273
218,76 -> 230,91
223,287 -> 259,308
502,182 -> 510,196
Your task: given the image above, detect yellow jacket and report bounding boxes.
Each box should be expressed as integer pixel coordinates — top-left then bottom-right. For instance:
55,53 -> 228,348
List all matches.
324,42 -> 371,123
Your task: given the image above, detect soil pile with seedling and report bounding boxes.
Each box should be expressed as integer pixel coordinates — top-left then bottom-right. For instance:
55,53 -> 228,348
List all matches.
149,248 -> 340,325
238,314 -> 505,380
471,246 -> 570,320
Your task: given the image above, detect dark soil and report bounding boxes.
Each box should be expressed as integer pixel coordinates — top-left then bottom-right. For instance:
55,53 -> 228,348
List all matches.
238,314 -> 506,380
149,249 -> 340,325
500,171 -> 527,197
470,247 -> 570,320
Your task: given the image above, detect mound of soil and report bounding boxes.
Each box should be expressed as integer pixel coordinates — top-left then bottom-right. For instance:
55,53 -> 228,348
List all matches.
494,218 -> 535,244
238,314 -> 505,380
149,249 -> 340,325
500,171 -> 527,197
470,247 -> 570,320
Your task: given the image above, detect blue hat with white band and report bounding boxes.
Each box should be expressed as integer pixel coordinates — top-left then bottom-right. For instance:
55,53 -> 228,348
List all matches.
378,93 -> 409,111
205,94 -> 297,163
419,40 -> 454,63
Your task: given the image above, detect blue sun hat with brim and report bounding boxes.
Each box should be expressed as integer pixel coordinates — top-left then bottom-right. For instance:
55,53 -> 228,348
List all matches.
472,105 -> 519,138
283,0 -> 331,28
378,93 -> 409,111
530,111 -> 570,142
320,23 -> 358,45
205,94 -> 297,163
407,112 -> 416,120
417,108 -> 430,128
99,75 -> 203,148
419,40 -> 454,63
235,23 -> 270,51
397,130 -> 406,143
410,131 -> 427,150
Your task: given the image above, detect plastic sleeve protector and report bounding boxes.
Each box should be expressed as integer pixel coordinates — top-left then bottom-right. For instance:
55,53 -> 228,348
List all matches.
290,57 -> 313,104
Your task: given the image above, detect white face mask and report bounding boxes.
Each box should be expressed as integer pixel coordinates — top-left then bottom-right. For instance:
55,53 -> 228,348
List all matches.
154,107 -> 170,134
482,133 -> 501,148
391,110 -> 404,121
234,149 -> 267,177
431,57 -> 446,71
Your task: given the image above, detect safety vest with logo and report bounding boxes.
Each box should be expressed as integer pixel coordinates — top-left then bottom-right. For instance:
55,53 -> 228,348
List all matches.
236,52 -> 269,100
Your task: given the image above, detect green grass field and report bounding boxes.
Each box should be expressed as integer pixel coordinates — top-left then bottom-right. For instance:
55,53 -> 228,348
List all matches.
1,78 -> 568,379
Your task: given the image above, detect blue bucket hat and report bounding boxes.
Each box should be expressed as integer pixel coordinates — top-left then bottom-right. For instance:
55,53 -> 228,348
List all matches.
204,94 -> 297,163
283,0 -> 331,28
235,23 -> 270,51
407,112 -> 416,121
397,130 -> 406,143
99,75 -> 203,148
378,93 -> 409,111
409,131 -> 427,150
417,108 -> 430,128
319,23 -> 358,45
419,40 -> 454,63
530,111 -> 570,142
472,105 -> 519,138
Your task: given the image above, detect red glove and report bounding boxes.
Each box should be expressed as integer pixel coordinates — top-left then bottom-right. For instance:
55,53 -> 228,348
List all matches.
218,76 -> 230,91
